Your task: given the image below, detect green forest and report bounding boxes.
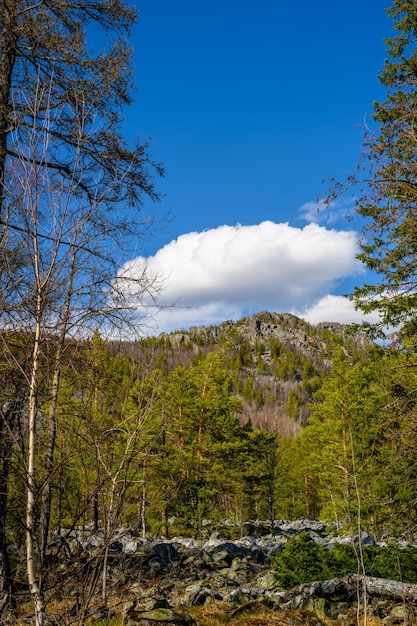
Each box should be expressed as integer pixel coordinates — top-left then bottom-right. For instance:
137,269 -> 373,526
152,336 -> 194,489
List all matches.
2,0 -> 417,625
2,314 -> 414,540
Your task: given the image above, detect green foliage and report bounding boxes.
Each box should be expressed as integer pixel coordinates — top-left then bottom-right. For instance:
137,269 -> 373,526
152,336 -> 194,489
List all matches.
274,346 -> 411,527
256,354 -> 267,373
138,349 -> 248,530
6,315 -> 417,543
273,533 -> 334,588
240,430 -> 278,521
255,341 -> 266,356
8,308 -> 417,584
236,341 -> 253,368
269,339 -> 281,360
57,332 -> 145,531
273,533 -> 417,589
241,374 -> 256,400
286,388 -> 303,419
335,1 -> 417,340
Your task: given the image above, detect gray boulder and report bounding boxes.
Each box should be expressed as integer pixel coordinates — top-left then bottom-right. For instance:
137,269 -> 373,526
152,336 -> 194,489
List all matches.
125,607 -> 196,625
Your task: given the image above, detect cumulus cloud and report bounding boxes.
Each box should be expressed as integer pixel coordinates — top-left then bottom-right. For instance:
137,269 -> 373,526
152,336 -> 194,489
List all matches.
298,294 -> 379,326
120,220 -> 367,334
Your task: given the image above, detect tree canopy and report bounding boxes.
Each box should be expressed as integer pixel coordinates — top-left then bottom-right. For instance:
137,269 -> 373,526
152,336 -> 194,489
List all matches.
0,0 -> 162,217
347,0 -> 417,339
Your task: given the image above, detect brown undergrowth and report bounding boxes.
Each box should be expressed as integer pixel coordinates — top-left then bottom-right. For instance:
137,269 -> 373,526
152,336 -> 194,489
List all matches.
189,602 -> 386,626
8,598 -> 390,626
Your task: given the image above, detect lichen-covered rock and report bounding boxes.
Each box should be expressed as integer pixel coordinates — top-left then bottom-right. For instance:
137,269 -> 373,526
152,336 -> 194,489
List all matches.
125,607 -> 196,625
251,569 -> 279,590
182,582 -> 223,606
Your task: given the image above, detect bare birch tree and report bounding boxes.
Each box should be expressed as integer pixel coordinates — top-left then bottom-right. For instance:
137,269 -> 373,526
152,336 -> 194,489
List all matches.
0,69 -> 162,624
0,2 -> 163,616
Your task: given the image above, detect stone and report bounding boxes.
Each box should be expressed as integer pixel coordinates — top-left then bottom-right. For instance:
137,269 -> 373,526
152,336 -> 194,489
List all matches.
153,598 -> 170,609
49,519 -> 411,622
182,583 -> 221,606
108,540 -> 123,554
251,569 -> 279,590
211,549 -> 231,566
152,542 -> 181,564
125,607 -> 196,625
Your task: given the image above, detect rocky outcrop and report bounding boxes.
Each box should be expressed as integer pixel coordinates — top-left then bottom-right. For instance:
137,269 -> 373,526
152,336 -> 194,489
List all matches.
162,311 -> 371,369
187,312 -> 370,360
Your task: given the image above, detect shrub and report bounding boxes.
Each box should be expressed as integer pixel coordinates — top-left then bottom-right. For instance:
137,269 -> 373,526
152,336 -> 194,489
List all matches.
273,532 -> 417,589
273,532 -> 332,588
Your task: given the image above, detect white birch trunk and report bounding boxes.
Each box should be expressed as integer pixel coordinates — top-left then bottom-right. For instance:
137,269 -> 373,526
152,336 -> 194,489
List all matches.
26,290 -> 45,626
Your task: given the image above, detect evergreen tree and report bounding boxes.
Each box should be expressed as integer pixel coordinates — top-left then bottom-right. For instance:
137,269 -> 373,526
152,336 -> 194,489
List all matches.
290,347 -> 402,531
344,1 -> 417,339
146,350 -> 244,531
240,430 -> 278,523
0,0 -> 162,217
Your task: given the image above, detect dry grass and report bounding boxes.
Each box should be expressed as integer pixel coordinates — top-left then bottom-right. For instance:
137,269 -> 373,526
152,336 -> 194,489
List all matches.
188,602 -> 387,626
8,598 -> 391,626
11,594 -> 125,625
191,603 -> 321,625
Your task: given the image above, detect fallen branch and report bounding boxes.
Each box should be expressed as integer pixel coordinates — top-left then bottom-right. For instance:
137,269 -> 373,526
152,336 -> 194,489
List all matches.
281,575 -> 417,603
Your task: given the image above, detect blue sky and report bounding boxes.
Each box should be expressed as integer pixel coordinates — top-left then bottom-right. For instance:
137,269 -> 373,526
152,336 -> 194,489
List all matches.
118,1 -> 391,334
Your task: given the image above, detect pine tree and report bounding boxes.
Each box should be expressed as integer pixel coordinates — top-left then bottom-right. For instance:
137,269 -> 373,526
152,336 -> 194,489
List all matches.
294,348 -> 395,530
346,1 -> 417,339
145,350 -> 244,531
0,0 -> 162,217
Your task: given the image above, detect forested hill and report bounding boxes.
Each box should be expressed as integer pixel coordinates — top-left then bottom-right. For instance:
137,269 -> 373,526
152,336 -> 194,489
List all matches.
119,311 -> 372,434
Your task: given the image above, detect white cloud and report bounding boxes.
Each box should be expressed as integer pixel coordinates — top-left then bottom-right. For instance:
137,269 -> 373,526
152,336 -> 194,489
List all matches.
298,197 -> 355,226
120,220 -> 368,334
298,294 -> 379,326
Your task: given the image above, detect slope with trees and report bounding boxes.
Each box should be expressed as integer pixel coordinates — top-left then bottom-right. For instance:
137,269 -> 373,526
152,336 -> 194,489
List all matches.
122,312 -> 371,434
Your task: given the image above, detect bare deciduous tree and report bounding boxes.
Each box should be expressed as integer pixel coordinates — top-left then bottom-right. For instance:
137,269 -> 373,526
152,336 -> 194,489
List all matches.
0,3 -> 163,614
0,71 -> 162,624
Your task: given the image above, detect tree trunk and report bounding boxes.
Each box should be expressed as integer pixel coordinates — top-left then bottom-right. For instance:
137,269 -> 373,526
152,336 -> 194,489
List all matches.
27,304 -> 45,626
93,492 -> 99,533
26,213 -> 45,626
229,575 -> 417,611
0,404 -> 12,616
0,0 -> 17,216
161,508 -> 168,538
38,365 -> 59,568
266,439 -> 276,531
39,248 -> 75,566
0,1 -> 18,599
140,461 -> 147,538
281,575 -> 417,604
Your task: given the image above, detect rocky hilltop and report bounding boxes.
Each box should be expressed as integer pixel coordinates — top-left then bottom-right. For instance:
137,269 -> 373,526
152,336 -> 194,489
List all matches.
129,312 -> 372,431
166,311 -> 369,358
